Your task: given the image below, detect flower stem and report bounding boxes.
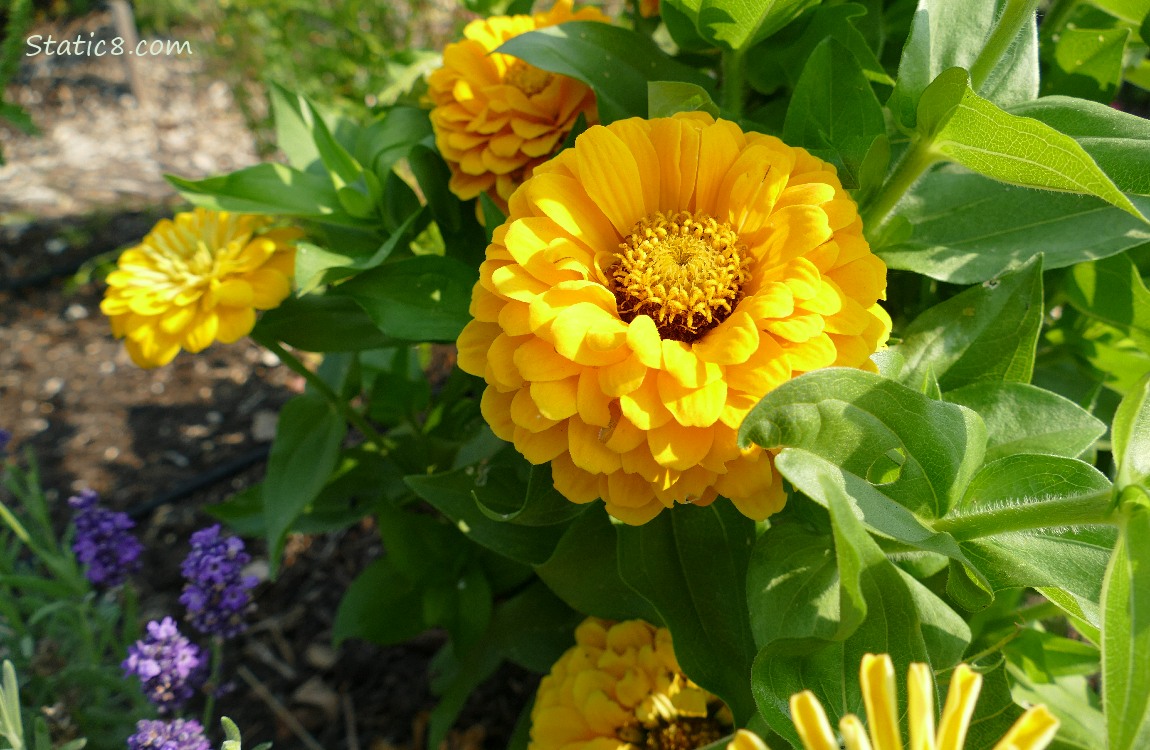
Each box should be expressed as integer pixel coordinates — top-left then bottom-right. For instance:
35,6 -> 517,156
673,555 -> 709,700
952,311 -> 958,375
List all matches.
252,333 -> 387,446
969,0 -> 1041,92
932,489 -> 1116,541
201,636 -> 224,730
859,139 -> 939,234
721,49 -> 747,120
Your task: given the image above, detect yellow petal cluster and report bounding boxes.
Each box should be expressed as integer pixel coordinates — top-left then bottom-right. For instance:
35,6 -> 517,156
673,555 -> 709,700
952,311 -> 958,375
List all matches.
457,112 -> 890,524
100,209 -> 299,368
784,654 -> 1060,750
529,618 -> 730,750
427,0 -> 608,209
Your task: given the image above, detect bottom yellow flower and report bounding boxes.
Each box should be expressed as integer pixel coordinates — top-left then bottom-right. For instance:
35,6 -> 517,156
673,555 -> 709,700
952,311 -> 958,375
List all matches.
751,653 -> 1058,750
529,618 -> 731,750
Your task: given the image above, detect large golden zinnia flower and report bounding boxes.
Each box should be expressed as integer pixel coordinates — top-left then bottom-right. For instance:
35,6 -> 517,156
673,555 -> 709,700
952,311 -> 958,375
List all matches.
101,209 -> 299,369
530,618 -> 731,750
427,0 -> 608,209
456,113 -> 889,524
780,654 -> 1059,750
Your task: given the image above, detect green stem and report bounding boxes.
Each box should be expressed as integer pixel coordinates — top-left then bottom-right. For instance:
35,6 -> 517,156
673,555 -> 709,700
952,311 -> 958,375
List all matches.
932,489 -> 1116,541
253,334 -> 387,446
859,139 -> 939,233
969,0 -> 1041,91
721,49 -> 747,120
201,636 -> 224,730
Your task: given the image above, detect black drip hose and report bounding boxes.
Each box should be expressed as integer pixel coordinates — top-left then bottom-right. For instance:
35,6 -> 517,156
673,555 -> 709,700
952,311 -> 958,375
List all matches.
126,444 -> 270,519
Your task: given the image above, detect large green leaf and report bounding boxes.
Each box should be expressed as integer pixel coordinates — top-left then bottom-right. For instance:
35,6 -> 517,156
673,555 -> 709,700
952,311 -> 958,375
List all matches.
917,68 -> 1144,220
535,508 -> 660,623
888,0 -> 1038,129
877,171 -> 1150,283
332,557 -> 424,645
616,503 -> 758,722
253,294 -> 394,352
746,523 -> 840,648
1102,505 -> 1150,750
496,22 -> 714,123
336,255 -> 477,343
697,0 -> 822,51
896,255 -> 1043,390
1065,252 -> 1150,351
783,38 -> 887,189
263,394 -> 347,571
944,382 -> 1106,462
1042,27 -> 1130,103
1009,96 -> 1150,196
1112,372 -> 1150,494
740,368 -> 987,519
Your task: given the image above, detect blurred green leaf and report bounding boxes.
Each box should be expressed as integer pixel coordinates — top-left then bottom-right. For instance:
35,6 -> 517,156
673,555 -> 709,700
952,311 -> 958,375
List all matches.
332,557 -> 424,645
1112,372 -> 1150,493
696,0 -> 822,51
497,21 -> 714,122
295,210 -> 424,294
783,38 -> 887,188
263,394 -> 347,573
617,503 -> 758,722
944,382 -> 1106,462
1101,504 -> 1150,750
336,255 -> 478,342
877,171 -> 1150,283
647,81 -> 720,118
897,255 -> 1043,390
254,294 -> 395,352
269,82 -> 322,171
1043,27 -> 1129,102
1065,252 -> 1150,351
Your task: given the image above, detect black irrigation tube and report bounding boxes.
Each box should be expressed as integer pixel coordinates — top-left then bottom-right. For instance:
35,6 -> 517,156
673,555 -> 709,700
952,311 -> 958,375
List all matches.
126,444 -> 270,520
0,257 -> 103,293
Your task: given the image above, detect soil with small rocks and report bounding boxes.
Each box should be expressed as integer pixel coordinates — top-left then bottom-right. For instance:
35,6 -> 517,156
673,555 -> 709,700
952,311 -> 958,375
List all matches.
1,8 -> 537,750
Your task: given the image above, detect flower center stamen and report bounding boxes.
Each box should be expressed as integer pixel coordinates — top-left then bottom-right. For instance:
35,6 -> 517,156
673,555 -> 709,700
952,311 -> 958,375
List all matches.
611,210 -> 749,343
616,716 -> 728,750
505,60 -> 554,96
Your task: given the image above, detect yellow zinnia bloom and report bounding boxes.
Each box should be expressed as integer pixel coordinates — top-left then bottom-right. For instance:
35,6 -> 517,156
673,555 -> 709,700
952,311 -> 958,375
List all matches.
639,0 -> 660,18
101,209 -> 299,369
427,0 -> 608,209
456,113 -> 890,524
529,618 -> 731,750
783,654 -> 1060,750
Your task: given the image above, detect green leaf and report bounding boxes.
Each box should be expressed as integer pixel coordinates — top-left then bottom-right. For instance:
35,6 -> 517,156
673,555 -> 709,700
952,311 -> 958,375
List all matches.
353,106 -> 434,176
169,164 -> 370,227
253,294 -> 394,352
746,523 -> 841,648
740,368 -> 987,519
535,507 -> 661,622
1102,504 -> 1150,750
1043,27 -> 1130,103
647,81 -> 720,118
783,38 -> 887,189
269,82 -> 322,171
918,68 -> 1145,221
295,211 -> 423,295
616,503 -> 758,722
496,21 -> 715,123
1065,252 -> 1150,351
405,467 -> 569,565
336,255 -> 478,343
888,0 -> 1039,129
332,557 -> 425,645
469,450 -> 587,527
1112,372 -> 1150,493
877,171 -> 1150,283
896,255 -> 1044,391
695,0 -> 822,51
1009,96 -> 1150,196
944,382 -> 1106,462
299,97 -> 365,189
263,394 -> 347,572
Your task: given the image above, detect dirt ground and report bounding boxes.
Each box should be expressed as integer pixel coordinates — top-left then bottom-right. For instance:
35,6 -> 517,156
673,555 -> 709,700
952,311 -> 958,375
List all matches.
0,8 -> 536,750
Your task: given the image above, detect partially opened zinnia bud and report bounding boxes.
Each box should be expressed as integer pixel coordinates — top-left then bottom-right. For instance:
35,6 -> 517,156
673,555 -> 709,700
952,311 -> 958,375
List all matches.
788,654 -> 1060,750
427,0 -> 608,209
100,209 -> 299,368
457,112 -> 890,524
529,618 -> 731,750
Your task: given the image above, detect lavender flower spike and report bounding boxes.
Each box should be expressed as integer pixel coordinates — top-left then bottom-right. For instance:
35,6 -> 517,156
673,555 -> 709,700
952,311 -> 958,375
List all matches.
69,488 -> 143,588
122,617 -> 204,713
179,524 -> 258,638
127,719 -> 211,750
0,428 -> 11,456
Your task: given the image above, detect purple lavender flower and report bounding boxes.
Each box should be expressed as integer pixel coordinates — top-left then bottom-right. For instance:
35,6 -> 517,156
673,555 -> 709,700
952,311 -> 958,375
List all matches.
122,617 -> 204,713
127,718 -> 211,750
0,428 -> 11,456
69,488 -> 143,588
179,524 -> 258,638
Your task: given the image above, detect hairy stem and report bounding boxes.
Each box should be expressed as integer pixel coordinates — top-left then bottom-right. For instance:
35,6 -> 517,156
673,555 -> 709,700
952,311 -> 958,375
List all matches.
201,636 -> 224,730
859,140 -> 939,233
969,0 -> 1041,91
932,489 -> 1116,540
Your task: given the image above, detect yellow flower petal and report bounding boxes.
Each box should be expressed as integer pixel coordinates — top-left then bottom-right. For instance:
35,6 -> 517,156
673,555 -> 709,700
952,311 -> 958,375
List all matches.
937,665 -> 982,750
860,654 -> 903,750
790,691 -> 838,750
990,706 -> 1059,750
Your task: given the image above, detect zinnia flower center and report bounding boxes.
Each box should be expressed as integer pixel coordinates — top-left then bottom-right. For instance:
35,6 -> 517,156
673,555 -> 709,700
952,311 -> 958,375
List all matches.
617,716 -> 728,750
611,210 -> 749,343
505,59 -> 554,96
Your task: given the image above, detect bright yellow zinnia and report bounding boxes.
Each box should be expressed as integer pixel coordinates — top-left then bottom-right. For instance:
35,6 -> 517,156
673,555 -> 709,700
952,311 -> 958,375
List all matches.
456,112 -> 890,524
427,0 -> 608,209
529,618 -> 731,750
783,654 -> 1060,750
101,208 -> 299,369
